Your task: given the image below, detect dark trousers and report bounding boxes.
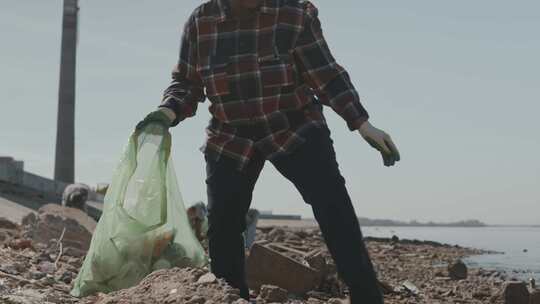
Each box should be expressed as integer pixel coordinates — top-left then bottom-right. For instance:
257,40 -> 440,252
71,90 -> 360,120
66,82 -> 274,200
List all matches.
206,127 -> 384,303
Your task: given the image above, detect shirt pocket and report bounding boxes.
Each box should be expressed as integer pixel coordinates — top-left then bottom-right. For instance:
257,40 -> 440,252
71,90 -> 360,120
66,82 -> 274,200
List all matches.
203,55 -> 231,97
258,54 -> 295,88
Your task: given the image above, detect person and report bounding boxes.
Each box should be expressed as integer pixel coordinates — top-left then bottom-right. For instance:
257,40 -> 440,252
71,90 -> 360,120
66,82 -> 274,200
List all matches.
61,183 -> 90,213
244,208 -> 260,250
187,201 -> 209,242
137,0 -> 400,302
187,202 -> 258,251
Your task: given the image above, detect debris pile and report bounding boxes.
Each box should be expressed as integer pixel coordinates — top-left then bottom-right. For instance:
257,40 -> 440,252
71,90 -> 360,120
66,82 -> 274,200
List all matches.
1,210 -> 539,303
22,203 -> 95,252
91,268 -> 249,304
0,212 -> 89,304
249,226 -> 509,304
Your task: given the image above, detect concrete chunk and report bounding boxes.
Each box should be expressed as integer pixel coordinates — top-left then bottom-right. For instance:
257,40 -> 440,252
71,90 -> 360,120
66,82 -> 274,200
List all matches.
246,243 -> 321,294
448,259 -> 468,280
259,285 -> 288,302
23,204 -> 96,251
504,281 -> 529,304
530,289 -> 540,304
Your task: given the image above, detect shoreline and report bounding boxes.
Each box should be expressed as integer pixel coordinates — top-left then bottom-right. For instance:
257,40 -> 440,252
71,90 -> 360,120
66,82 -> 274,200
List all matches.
0,218 -> 533,303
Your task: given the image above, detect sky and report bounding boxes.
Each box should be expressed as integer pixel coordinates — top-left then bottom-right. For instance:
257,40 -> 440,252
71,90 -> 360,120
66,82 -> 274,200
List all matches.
1,0 -> 539,225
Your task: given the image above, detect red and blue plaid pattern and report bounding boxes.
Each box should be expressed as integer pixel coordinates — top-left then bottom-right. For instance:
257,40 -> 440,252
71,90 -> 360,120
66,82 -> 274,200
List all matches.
160,0 -> 369,169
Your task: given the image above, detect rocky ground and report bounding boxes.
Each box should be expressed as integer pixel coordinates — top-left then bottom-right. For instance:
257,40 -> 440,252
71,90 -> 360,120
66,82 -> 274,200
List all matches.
0,214 -> 537,304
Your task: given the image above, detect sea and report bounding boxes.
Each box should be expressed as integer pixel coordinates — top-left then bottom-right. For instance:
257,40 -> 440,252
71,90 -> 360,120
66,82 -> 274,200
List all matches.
361,226 -> 540,281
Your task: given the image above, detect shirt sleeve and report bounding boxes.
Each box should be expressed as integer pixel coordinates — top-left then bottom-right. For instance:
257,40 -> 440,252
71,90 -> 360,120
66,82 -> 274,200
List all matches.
292,2 -> 369,131
159,16 -> 205,127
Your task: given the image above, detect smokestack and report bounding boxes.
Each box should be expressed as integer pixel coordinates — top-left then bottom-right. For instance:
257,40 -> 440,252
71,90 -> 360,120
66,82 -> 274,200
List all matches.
54,0 -> 79,183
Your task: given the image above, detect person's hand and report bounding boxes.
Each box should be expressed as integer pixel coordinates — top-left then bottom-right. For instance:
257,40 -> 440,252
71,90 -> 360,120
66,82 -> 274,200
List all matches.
358,121 -> 400,167
135,108 -> 176,131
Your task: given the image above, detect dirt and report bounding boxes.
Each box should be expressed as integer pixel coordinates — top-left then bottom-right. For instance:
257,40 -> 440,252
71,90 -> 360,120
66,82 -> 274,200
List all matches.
0,215 -> 536,303
82,268 -> 248,304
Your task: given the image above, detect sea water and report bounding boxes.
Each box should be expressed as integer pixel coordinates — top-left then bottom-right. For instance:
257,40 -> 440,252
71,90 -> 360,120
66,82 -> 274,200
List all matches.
362,226 -> 540,281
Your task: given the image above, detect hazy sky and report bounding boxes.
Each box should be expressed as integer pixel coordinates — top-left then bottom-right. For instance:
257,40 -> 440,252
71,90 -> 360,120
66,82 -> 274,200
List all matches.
1,0 -> 539,225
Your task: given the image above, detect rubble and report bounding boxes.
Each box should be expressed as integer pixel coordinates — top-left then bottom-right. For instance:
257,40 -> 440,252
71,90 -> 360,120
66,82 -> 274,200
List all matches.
0,211 -> 528,304
22,204 -> 96,251
530,289 -> 540,304
0,232 -> 82,304
503,281 -> 529,304
92,268 -> 249,304
259,285 -> 289,302
0,206 -> 90,304
401,280 -> 419,295
246,243 -> 321,294
448,259 -> 468,280
0,217 -> 19,230
249,225 -> 509,303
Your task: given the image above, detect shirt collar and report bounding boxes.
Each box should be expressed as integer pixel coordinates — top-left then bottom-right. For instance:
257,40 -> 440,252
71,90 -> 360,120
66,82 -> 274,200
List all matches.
215,0 -> 277,23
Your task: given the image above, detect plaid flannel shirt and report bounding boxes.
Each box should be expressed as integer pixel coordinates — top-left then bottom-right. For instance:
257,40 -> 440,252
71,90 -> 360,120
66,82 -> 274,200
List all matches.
160,0 -> 369,170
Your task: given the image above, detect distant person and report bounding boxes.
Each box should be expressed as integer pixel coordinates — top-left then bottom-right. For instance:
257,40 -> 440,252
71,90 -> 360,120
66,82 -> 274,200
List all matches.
187,202 -> 209,242
244,208 -> 259,250
61,183 -> 89,212
137,0 -> 400,302
187,202 -> 259,250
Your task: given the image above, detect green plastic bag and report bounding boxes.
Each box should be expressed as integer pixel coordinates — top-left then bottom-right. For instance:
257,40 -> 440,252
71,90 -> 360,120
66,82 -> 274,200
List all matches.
71,124 -> 208,297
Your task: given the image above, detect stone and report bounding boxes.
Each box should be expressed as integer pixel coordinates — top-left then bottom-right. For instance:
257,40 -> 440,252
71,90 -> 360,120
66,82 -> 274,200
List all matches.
0,278 -> 7,294
38,261 -> 56,274
246,243 -> 321,294
41,275 -> 57,286
8,239 -> 33,250
221,294 -> 241,302
0,230 -> 10,243
29,271 -> 46,280
21,212 -> 37,226
0,217 -> 18,230
62,246 -> 86,258
306,291 -> 332,301
448,259 -> 468,280
328,298 -> 348,304
66,257 -> 82,268
530,289 -> 540,304
503,281 -> 529,304
268,228 -> 286,242
58,270 -> 74,284
259,285 -> 288,302
472,290 -> 490,299
0,289 -> 45,304
305,251 -> 327,275
402,280 -> 419,295
196,273 -> 217,284
1,264 -> 20,275
25,204 -> 96,251
185,296 -> 205,304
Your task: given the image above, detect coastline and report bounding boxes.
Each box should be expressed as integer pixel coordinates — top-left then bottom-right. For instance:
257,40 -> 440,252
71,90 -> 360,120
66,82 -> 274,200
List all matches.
0,218 -> 532,303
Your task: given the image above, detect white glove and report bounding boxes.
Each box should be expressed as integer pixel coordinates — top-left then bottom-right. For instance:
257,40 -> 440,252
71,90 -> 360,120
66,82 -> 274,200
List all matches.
358,121 -> 400,167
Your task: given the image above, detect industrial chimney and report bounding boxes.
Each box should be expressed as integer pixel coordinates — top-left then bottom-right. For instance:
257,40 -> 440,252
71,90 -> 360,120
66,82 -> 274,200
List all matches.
54,0 -> 79,183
